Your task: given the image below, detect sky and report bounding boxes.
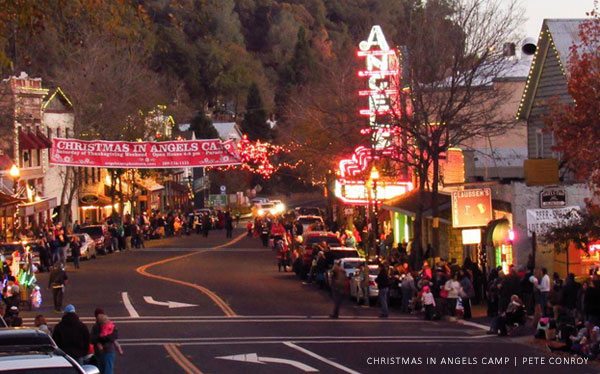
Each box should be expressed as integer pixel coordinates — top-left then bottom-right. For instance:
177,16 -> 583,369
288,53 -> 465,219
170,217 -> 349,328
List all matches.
523,0 -> 595,37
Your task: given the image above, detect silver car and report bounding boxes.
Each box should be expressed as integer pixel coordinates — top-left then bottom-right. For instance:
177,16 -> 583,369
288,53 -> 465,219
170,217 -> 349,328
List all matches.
350,264 -> 380,304
67,234 -> 97,260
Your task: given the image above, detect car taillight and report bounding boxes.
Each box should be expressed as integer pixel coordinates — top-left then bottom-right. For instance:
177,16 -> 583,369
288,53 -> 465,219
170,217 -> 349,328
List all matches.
369,281 -> 376,286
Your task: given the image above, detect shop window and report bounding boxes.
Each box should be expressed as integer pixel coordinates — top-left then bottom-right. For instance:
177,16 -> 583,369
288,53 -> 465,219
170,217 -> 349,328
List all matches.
495,244 -> 513,274
47,127 -> 52,139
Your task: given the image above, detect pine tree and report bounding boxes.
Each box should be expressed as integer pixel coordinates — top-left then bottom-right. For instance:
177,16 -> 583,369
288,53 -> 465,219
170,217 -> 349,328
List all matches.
190,110 -> 218,139
241,82 -> 270,141
289,26 -> 315,86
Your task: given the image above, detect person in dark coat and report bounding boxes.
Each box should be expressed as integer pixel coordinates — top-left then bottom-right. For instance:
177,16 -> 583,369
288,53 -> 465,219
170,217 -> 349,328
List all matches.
52,305 -> 90,364
375,264 -> 391,318
224,212 -> 234,238
91,308 -> 119,374
48,264 -> 68,312
584,280 -> 600,326
499,267 -> 521,312
561,273 -> 580,315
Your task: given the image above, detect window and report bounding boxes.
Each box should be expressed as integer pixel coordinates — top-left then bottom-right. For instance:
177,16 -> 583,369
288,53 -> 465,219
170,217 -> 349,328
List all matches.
92,168 -> 96,183
47,127 -> 52,139
535,129 -> 544,158
84,168 -> 89,184
65,128 -> 70,138
57,127 -> 61,138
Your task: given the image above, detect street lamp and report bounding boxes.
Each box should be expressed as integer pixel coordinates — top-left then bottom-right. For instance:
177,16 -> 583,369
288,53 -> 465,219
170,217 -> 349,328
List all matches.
9,164 -> 20,195
369,166 -> 380,256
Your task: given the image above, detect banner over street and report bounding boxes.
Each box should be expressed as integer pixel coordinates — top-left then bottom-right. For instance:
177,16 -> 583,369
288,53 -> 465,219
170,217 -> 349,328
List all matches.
49,138 -> 241,168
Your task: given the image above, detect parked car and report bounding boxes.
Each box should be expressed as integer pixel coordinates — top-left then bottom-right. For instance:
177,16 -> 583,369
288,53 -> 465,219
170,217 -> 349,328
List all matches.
294,206 -> 324,217
67,234 -> 97,260
297,231 -> 342,273
296,215 -> 325,232
323,247 -> 361,268
0,329 -> 99,374
250,197 -> 270,204
350,264 -> 380,305
78,225 -> 111,254
325,257 -> 365,289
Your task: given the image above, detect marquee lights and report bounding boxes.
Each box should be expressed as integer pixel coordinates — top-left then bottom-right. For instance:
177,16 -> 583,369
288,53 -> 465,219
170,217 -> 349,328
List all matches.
334,25 -> 413,205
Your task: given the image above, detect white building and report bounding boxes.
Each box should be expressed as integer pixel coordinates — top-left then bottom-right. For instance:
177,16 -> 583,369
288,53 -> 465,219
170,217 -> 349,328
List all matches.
42,87 -> 79,223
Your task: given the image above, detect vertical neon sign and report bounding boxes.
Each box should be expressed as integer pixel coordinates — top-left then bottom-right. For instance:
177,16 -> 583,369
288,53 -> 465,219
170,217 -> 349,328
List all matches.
357,25 -> 400,150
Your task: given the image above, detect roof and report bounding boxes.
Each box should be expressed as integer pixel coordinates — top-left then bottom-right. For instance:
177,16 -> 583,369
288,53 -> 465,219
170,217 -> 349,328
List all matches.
517,19 -> 585,120
42,87 -> 73,111
381,189 -> 452,219
213,122 -> 242,141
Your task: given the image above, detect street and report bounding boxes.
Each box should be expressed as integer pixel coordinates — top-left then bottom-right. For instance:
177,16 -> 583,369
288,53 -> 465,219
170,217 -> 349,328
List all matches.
16,228 -> 596,374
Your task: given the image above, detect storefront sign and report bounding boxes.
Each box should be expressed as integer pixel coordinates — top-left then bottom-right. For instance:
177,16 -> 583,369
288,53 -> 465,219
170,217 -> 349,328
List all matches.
526,206 -> 580,237
451,188 -> 493,228
208,194 -> 228,208
334,179 -> 413,205
80,194 -> 99,205
461,229 -> 482,245
540,187 -> 566,208
50,138 -> 241,169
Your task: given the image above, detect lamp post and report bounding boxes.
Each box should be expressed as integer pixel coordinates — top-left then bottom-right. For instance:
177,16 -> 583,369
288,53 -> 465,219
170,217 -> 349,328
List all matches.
9,164 -> 19,195
370,166 -> 380,256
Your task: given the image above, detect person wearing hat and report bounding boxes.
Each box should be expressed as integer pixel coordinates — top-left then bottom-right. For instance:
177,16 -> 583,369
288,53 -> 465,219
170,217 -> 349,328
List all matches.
5,306 -> 23,327
52,304 -> 90,365
48,263 -> 68,312
91,307 -> 120,374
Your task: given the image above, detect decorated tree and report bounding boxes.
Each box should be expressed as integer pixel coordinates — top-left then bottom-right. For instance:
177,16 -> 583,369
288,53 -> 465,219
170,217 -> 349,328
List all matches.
545,9 -> 600,193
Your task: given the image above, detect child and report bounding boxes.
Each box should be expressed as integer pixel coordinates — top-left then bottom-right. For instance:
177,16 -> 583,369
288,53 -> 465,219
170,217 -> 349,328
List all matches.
421,286 -> 436,320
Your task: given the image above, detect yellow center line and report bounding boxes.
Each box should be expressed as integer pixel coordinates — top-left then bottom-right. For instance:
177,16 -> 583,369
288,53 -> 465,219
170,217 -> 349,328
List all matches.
136,233 -> 247,317
165,343 -> 204,374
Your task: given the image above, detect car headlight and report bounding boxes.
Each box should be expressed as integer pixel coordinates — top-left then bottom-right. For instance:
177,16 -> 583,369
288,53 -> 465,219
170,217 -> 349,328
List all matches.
258,209 -> 265,216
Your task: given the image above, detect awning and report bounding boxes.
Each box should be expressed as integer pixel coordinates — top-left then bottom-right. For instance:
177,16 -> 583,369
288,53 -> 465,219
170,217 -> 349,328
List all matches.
18,130 -> 38,150
165,180 -> 189,194
79,194 -> 112,207
381,189 -> 452,219
18,197 -> 57,217
484,218 -> 510,247
36,131 -> 53,148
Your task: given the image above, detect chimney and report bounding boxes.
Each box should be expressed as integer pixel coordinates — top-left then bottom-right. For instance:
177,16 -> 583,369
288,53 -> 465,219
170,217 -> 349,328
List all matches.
503,42 -> 516,57
521,37 -> 537,56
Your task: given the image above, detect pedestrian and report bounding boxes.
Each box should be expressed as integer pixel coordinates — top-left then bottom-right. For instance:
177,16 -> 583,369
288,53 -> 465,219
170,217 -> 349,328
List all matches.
5,306 -> 23,327
358,263 -> 371,307
422,285 -> 437,320
225,211 -> 233,238
459,270 -> 475,319
400,272 -> 416,313
375,264 -> 391,318
202,213 -> 210,238
444,273 -> 463,317
561,273 -> 581,317
70,235 -> 82,270
246,221 -> 253,237
52,305 -> 90,365
329,260 -> 347,319
91,308 -> 121,374
48,263 -> 68,312
57,228 -> 69,265
539,268 -> 551,317
34,314 -> 51,335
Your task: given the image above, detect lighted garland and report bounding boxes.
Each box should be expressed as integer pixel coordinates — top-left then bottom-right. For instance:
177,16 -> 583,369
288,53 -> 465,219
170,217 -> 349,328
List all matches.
211,136 -> 302,178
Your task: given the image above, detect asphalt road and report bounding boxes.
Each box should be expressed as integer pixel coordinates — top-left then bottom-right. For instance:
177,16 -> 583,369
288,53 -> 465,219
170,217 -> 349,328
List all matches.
21,228 -> 599,374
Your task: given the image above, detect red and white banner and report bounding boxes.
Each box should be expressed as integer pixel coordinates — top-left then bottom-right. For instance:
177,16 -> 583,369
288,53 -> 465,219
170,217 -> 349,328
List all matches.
49,138 -> 241,168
